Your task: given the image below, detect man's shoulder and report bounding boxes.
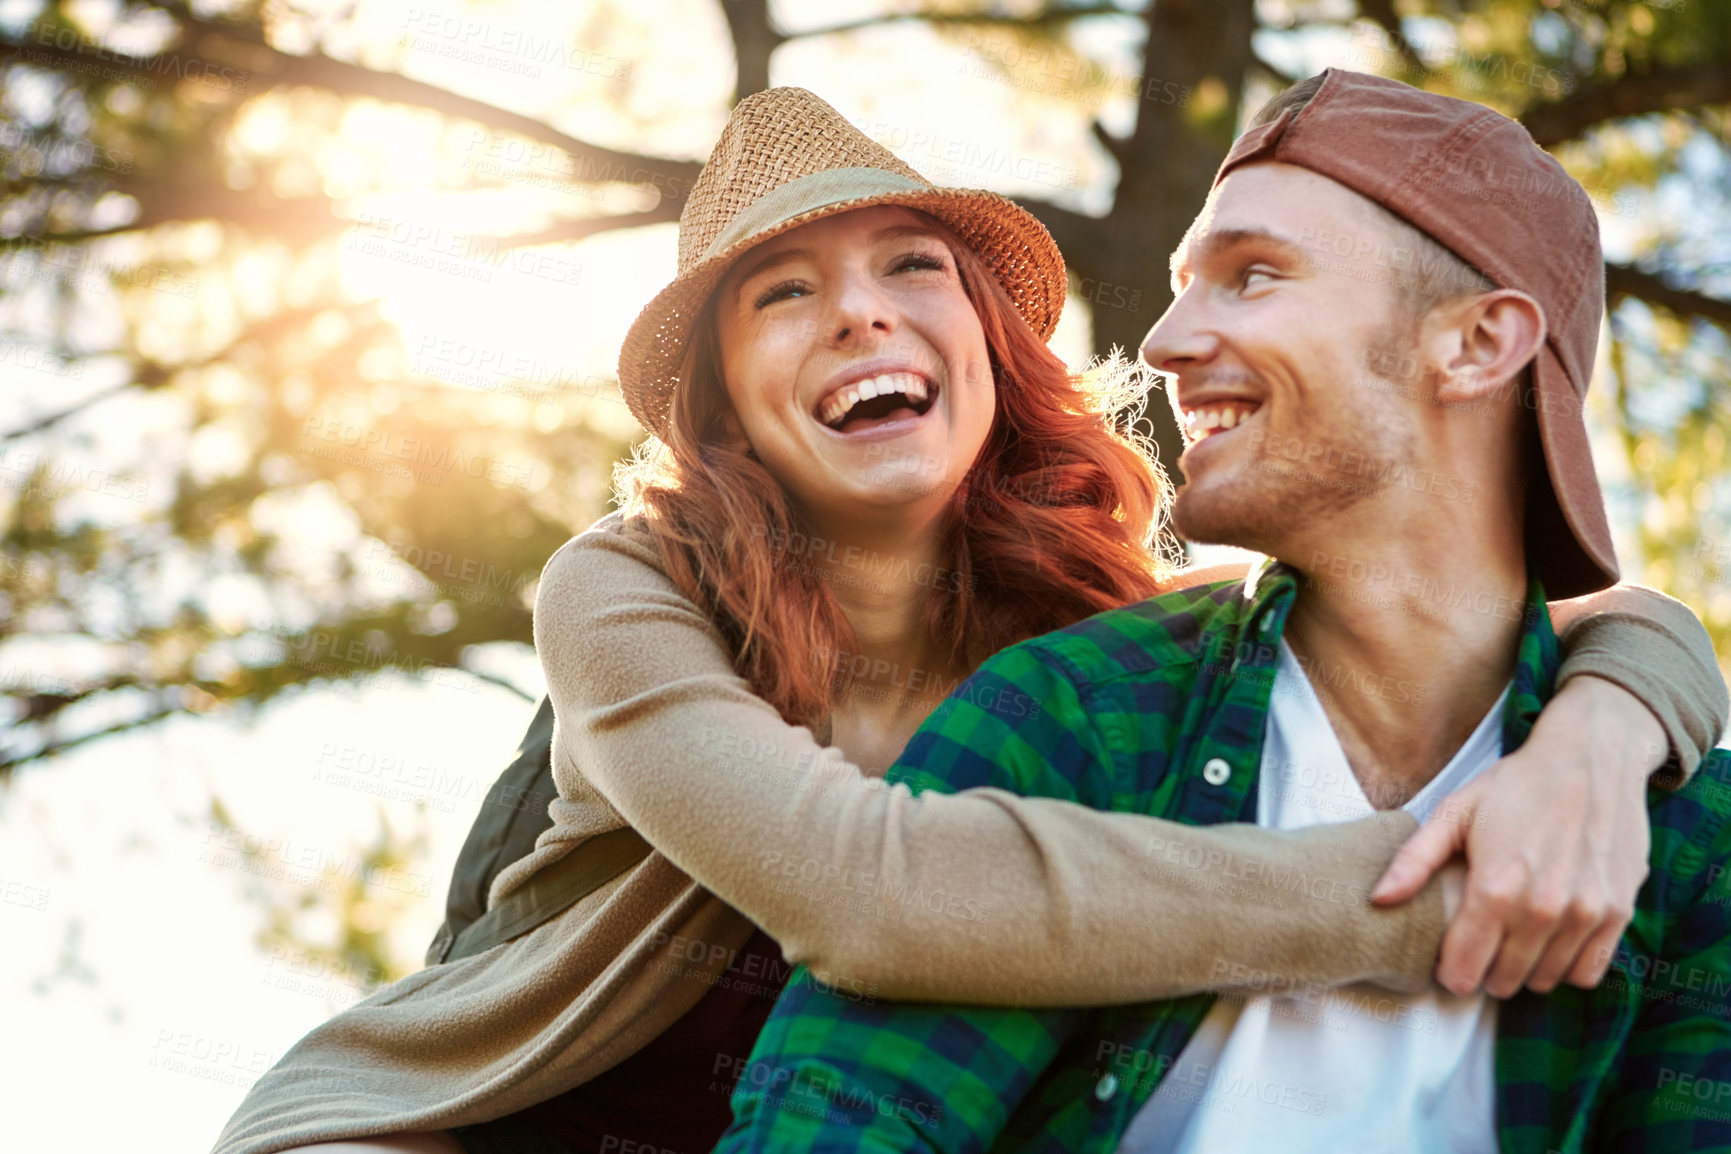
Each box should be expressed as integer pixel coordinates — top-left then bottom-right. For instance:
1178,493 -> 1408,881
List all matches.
1007,576 -> 1255,687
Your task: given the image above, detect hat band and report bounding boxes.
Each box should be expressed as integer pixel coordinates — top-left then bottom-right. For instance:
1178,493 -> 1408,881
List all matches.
699,167 -> 932,265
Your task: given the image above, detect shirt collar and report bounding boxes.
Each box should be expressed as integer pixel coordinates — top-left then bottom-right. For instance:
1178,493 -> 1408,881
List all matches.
1241,556 -> 1559,753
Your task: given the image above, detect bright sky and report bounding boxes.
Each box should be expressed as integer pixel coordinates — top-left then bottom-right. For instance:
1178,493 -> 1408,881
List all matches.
2,2 -> 1724,1151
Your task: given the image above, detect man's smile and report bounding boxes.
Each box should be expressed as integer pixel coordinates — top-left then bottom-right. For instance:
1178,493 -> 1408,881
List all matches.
1182,398 -> 1263,442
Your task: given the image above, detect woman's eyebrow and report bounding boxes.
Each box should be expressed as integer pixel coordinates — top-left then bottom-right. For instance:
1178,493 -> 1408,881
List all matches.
730,247 -> 812,300
871,223 -> 947,246
730,224 -> 949,301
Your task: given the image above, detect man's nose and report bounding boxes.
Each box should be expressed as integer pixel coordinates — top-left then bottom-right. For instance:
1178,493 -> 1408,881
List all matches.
826,271 -> 897,347
1139,288 -> 1215,372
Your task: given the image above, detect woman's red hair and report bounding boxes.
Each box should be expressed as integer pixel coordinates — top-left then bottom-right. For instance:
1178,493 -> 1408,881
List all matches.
616,214 -> 1176,731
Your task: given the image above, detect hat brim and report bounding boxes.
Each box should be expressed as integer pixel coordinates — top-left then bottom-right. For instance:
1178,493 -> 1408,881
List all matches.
617,187 -> 1066,438
1530,340 -> 1618,598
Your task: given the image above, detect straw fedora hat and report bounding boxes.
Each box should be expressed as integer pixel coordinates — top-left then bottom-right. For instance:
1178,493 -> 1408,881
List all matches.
617,87 -> 1067,437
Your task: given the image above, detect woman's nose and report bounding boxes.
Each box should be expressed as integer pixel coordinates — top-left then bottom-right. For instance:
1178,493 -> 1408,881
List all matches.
825,273 -> 897,348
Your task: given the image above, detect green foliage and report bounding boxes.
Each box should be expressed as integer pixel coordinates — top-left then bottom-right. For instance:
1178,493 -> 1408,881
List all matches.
1,0 -> 1727,970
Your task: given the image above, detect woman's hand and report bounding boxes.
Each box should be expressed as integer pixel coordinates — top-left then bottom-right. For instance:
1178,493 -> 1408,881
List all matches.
1368,674 -> 1665,998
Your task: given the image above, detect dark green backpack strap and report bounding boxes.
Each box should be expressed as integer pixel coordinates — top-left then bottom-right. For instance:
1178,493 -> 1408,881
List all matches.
443,825 -> 655,962
425,696 -> 562,966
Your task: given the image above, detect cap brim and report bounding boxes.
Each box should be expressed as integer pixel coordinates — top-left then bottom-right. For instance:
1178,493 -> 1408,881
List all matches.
617,187 -> 1065,438
1530,341 -> 1618,598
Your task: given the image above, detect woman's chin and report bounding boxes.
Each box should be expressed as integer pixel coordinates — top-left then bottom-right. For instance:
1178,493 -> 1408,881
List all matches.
801,476 -> 956,523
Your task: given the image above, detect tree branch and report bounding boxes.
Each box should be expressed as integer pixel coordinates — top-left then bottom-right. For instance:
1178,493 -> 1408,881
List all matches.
463,668 -> 536,702
718,0 -> 781,102
0,703 -> 178,775
1090,118 -> 1128,165
1010,196 -> 1101,269
1250,50 -> 1296,89
1523,63 -> 1731,148
1605,262 -> 1731,330
6,9 -> 705,248
1,18 -> 703,196
477,202 -> 684,249
1,383 -> 131,443
1355,0 -> 1427,76
780,4 -> 1131,43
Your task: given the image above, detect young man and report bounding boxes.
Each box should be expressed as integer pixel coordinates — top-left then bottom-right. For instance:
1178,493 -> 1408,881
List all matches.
714,69 -> 1731,1152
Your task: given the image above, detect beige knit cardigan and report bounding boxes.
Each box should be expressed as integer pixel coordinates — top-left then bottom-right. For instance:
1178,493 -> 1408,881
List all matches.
211,511 -> 1727,1154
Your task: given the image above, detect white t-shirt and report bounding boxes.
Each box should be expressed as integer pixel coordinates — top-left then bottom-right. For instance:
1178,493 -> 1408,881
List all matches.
1117,641 -> 1509,1154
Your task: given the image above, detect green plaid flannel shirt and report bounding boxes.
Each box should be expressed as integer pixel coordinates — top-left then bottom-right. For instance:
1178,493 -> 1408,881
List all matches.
716,560 -> 1731,1153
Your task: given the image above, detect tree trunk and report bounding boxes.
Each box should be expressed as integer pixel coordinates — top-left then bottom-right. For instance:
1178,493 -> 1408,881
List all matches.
1068,0 -> 1257,494
719,0 -> 779,103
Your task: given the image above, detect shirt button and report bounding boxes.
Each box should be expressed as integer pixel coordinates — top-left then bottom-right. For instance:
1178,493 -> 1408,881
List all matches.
1095,1072 -> 1119,1101
1202,758 -> 1231,786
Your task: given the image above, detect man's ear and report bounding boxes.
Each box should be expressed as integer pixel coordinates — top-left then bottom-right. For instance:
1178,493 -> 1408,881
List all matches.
1426,289 -> 1548,406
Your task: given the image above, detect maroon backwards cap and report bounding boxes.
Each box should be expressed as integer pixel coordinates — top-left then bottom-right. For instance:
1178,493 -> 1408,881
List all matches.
1217,68 -> 1617,597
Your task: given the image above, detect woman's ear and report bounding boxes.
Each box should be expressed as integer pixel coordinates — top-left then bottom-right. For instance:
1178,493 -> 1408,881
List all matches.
715,400 -> 754,456
1429,289 -> 1548,407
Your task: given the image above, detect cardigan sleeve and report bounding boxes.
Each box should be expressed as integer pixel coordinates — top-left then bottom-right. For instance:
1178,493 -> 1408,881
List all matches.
1190,563 -> 1727,786
530,513 -> 1445,1005
1549,584 -> 1729,788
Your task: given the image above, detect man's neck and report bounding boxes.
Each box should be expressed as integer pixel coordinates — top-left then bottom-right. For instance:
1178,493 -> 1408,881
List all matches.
1281,534 -> 1527,810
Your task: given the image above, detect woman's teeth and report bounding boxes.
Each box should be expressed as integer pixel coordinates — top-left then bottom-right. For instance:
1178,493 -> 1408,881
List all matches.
820,372 -> 930,428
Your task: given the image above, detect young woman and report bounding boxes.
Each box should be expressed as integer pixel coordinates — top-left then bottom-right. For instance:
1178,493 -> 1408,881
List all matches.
215,89 -> 1725,1154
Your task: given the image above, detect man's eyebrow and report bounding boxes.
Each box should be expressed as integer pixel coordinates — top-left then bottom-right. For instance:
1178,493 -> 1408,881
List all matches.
1170,226 -> 1306,275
